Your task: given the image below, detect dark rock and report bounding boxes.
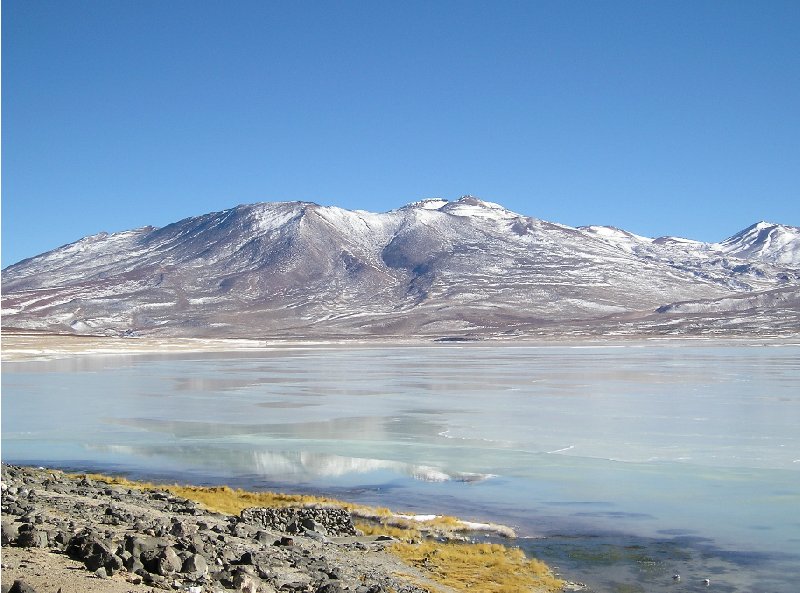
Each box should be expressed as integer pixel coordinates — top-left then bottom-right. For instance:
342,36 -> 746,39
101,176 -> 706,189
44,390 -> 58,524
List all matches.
143,572 -> 168,587
286,519 -> 301,534
331,566 -> 345,579
300,518 -> 326,535
140,548 -> 162,573
84,552 -> 110,572
8,580 -> 38,593
124,534 -> 163,558
125,556 -> 145,574
186,534 -> 208,554
170,518 -> 197,537
106,553 -> 125,575
255,530 -> 271,544
181,553 -> 209,577
316,584 -> 343,593
134,567 -> 149,579
66,532 -> 112,562
16,528 -> 48,548
275,536 -> 294,546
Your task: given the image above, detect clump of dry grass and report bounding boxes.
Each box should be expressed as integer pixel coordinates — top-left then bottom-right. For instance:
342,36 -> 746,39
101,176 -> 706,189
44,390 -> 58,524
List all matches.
83,472 -> 345,514
391,541 -> 563,593
355,520 -> 421,541
165,485 -> 339,515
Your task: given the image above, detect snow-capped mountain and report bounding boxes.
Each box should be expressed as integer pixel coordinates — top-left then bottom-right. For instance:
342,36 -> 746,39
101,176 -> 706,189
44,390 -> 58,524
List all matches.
3,197 -> 799,338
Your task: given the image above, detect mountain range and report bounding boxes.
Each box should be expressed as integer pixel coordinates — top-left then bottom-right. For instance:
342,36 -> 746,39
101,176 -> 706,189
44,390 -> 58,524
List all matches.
3,196 -> 799,339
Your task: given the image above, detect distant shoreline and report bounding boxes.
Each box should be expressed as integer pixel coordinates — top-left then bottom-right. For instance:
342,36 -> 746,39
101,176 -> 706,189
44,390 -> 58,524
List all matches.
3,331 -> 798,363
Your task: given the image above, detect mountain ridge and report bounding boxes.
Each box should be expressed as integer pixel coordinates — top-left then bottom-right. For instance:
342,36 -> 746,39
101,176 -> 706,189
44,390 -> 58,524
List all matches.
3,196 -> 799,339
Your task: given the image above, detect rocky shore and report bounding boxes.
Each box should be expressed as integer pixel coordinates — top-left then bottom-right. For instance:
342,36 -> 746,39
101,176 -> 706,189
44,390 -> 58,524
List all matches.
0,465 -> 447,593
0,465 -> 565,593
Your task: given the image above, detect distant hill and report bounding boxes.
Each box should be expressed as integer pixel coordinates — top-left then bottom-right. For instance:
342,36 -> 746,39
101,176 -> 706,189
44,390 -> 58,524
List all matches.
3,196 -> 799,339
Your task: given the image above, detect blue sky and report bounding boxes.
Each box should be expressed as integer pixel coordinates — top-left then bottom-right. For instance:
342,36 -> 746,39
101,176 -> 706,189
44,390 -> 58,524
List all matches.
3,0 -> 799,267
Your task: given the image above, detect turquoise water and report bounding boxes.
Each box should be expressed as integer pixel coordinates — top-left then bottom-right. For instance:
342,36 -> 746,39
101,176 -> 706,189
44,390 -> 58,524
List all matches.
3,343 -> 799,592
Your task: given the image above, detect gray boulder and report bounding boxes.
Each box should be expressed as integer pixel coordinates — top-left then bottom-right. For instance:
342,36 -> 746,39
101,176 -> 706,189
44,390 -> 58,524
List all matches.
1,520 -> 19,545
8,580 -> 38,593
16,528 -> 48,548
181,553 -> 209,578
124,534 -> 164,558
156,546 -> 183,575
233,568 -> 270,593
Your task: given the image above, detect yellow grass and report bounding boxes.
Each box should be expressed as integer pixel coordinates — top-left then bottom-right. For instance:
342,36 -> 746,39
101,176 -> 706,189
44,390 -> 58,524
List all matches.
82,473 -> 346,514
355,520 -> 421,541
391,541 -> 563,593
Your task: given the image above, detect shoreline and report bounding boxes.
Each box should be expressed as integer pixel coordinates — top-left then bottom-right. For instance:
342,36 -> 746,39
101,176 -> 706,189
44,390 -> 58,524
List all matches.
0,464 -> 568,593
3,331 -> 798,363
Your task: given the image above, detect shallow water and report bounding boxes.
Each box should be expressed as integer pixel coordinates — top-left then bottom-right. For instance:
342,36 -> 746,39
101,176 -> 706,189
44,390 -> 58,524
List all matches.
3,342 -> 799,592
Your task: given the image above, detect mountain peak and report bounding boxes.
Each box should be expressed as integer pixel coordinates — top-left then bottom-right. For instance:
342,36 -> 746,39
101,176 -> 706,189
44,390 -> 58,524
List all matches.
717,221 -> 800,265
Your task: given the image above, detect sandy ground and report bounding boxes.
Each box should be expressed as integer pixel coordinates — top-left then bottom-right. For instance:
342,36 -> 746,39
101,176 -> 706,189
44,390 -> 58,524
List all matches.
1,546 -> 157,593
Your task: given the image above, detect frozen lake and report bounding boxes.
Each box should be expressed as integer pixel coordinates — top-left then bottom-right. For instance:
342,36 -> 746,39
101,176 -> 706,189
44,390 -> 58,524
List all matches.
3,342 -> 799,592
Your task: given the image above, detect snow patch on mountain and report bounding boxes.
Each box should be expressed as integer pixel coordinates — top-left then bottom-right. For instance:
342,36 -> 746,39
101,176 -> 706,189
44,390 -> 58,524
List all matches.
579,225 -> 652,253
404,198 -> 450,210
439,195 -> 519,221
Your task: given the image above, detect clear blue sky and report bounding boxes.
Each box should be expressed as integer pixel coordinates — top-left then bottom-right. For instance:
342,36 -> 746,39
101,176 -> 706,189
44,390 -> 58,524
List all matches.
3,0 -> 799,267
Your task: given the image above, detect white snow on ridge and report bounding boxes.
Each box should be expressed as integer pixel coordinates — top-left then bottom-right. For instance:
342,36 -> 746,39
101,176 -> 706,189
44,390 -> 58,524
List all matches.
579,225 -> 652,254
654,236 -> 705,246
439,196 -> 519,222
404,198 -> 450,210
581,225 -> 652,243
